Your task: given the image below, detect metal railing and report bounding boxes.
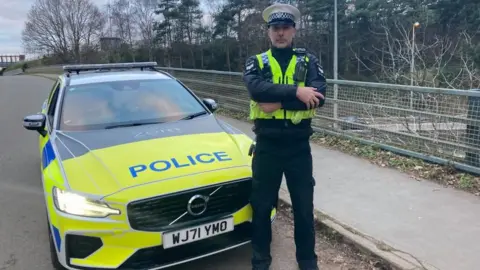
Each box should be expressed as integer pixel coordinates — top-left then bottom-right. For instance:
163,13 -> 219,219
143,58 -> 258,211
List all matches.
27,65 -> 480,174
158,67 -> 480,175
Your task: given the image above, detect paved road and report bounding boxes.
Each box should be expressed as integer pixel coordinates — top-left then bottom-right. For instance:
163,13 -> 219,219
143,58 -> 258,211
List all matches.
0,75 -> 303,270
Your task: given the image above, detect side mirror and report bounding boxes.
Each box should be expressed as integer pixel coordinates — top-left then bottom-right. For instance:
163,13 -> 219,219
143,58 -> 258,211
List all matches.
23,114 -> 47,137
203,98 -> 218,112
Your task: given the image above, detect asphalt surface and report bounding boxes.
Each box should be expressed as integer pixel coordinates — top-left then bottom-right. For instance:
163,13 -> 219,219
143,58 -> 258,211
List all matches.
0,75 -> 299,270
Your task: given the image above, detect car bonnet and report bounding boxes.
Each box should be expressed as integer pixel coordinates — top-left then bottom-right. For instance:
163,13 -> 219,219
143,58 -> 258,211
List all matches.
49,115 -> 252,196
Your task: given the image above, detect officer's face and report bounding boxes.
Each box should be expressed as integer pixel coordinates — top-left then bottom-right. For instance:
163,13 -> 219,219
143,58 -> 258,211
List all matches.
268,24 -> 296,48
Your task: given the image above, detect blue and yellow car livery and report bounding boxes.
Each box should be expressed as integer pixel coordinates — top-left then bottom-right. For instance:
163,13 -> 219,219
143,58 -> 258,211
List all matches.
23,62 -> 277,270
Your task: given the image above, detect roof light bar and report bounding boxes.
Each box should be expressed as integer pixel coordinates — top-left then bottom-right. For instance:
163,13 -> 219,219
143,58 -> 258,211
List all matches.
62,62 -> 158,73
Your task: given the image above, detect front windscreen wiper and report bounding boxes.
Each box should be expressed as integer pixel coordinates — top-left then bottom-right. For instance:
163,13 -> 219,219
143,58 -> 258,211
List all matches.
180,111 -> 208,120
105,121 -> 163,129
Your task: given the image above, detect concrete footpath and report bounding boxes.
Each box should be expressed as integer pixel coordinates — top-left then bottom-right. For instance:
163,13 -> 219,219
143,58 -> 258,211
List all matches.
216,115 -> 480,270
35,73 -> 479,270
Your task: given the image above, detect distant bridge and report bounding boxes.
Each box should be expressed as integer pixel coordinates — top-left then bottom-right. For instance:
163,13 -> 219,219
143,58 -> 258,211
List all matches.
0,55 -> 25,68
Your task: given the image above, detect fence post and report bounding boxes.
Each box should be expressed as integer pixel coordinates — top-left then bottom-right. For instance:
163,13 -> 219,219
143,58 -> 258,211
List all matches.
333,83 -> 338,130
465,88 -> 480,167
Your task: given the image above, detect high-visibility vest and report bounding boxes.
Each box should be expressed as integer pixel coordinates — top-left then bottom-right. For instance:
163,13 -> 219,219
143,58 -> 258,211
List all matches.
249,48 -> 316,124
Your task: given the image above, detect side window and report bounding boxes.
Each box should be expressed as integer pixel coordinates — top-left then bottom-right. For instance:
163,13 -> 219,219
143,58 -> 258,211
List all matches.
47,82 -> 61,129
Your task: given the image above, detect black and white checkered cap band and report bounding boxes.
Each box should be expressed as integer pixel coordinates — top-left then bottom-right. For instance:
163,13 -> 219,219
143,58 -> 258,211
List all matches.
268,12 -> 295,23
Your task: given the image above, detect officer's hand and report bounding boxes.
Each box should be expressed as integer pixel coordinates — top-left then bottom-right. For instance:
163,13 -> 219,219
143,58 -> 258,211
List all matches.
296,87 -> 324,109
259,103 -> 281,113
310,92 -> 325,108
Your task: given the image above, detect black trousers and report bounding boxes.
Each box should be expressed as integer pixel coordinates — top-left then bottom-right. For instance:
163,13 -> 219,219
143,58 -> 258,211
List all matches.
250,136 -> 318,269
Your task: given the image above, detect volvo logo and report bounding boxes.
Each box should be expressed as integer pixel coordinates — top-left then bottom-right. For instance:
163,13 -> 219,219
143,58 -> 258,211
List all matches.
187,194 -> 209,216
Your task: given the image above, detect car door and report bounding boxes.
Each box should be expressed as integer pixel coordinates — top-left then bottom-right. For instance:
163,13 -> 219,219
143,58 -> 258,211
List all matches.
39,79 -> 61,158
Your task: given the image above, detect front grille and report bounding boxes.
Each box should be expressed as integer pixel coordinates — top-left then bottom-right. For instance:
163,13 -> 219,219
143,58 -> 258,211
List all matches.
127,178 -> 252,231
119,222 -> 251,270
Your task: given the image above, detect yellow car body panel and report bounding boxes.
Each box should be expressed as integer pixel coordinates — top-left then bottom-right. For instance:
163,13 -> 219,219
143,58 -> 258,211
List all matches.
28,70 -> 277,270
59,132 -> 253,196
39,127 -> 278,269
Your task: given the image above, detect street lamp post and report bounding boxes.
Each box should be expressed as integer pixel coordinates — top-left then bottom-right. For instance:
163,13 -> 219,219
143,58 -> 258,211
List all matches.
410,22 -> 420,109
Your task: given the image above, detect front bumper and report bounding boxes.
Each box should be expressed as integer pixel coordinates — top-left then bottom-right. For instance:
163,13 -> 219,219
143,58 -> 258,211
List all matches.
60,214 -> 254,270
48,179 -> 277,270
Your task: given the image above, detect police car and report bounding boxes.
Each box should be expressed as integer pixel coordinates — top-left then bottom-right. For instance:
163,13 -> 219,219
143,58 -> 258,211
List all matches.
22,62 -> 277,269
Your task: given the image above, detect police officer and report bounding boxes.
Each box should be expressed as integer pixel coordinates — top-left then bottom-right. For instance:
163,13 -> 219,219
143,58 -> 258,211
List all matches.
243,2 -> 326,270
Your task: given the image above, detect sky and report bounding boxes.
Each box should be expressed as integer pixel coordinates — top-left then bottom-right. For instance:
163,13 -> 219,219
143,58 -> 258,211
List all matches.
0,0 -> 212,61
0,1 -> 34,58
0,0 -> 110,59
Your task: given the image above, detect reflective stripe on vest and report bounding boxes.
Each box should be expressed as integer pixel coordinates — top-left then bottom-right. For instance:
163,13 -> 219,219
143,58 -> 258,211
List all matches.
249,49 -> 316,124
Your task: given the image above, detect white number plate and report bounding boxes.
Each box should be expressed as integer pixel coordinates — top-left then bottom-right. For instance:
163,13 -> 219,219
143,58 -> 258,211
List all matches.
162,217 -> 234,249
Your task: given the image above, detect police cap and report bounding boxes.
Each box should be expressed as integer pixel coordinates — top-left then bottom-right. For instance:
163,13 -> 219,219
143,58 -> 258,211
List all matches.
262,3 -> 301,27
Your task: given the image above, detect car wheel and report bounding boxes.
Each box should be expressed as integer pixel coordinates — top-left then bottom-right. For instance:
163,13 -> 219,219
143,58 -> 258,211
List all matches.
47,218 -> 67,270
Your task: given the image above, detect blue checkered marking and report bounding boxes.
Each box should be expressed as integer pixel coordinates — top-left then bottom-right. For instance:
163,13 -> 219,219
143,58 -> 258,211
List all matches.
296,54 -> 306,64
268,12 -> 295,22
52,225 -> 62,252
42,140 -> 56,169
261,52 -> 269,66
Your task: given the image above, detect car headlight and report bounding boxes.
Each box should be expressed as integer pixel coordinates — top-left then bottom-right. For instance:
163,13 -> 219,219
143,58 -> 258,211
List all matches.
52,187 -> 121,218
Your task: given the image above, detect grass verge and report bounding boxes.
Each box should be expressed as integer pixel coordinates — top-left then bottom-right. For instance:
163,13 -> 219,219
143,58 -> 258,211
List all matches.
4,58 -> 45,72
214,108 -> 480,196
276,200 -> 394,269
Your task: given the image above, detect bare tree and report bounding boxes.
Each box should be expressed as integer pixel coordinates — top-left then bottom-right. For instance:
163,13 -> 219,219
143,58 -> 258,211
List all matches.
346,19 -> 480,152
132,0 -> 159,61
109,0 -> 138,61
22,0 -> 69,60
352,19 -> 480,90
63,0 -> 106,61
443,31 -> 480,90
22,0 -> 104,62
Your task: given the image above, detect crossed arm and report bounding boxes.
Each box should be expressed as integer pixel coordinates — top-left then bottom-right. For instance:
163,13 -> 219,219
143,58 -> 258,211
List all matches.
242,53 -> 327,112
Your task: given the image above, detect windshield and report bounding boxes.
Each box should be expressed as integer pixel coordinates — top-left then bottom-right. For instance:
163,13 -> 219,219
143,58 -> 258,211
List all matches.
58,78 -> 207,131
